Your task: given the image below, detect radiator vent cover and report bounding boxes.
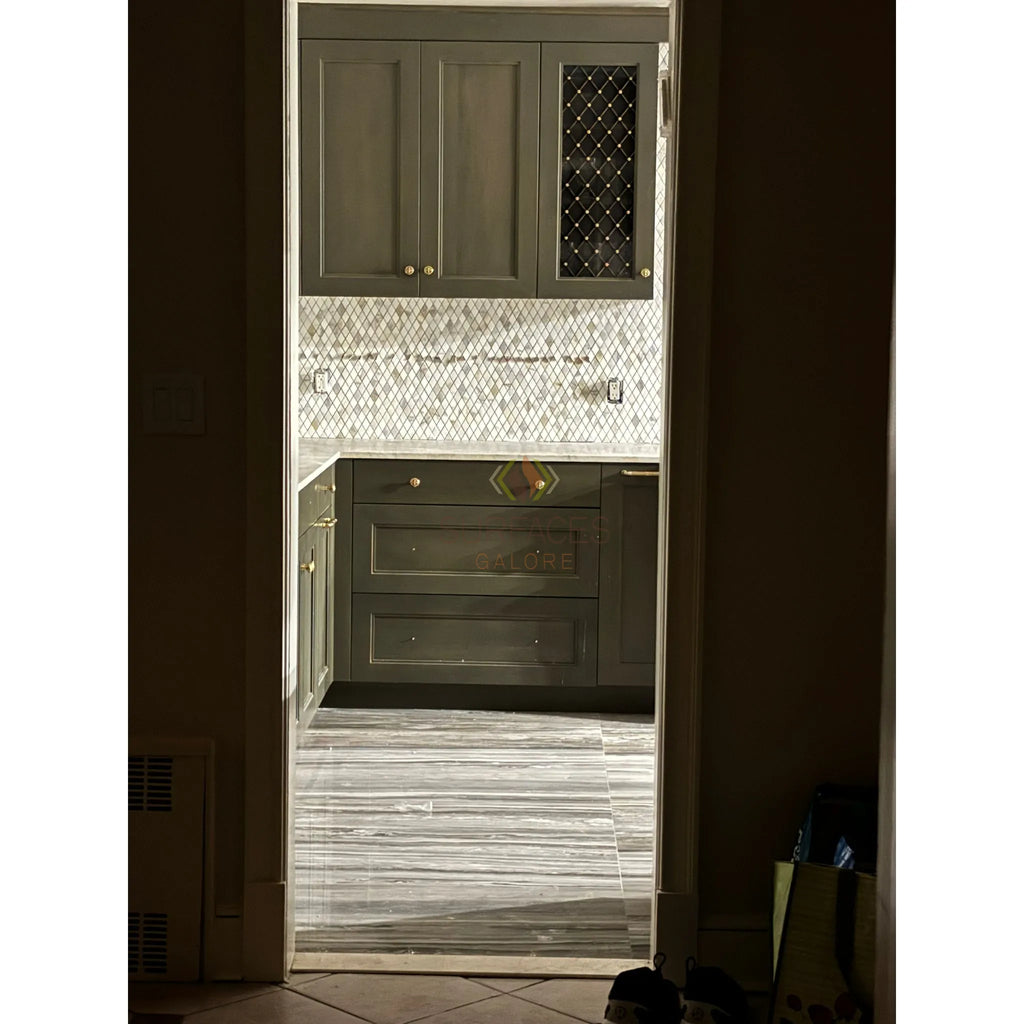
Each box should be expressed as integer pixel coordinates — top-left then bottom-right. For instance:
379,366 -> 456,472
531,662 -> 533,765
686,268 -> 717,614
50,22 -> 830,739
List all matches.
129,746 -> 206,980
129,911 -> 168,975
129,756 -> 173,812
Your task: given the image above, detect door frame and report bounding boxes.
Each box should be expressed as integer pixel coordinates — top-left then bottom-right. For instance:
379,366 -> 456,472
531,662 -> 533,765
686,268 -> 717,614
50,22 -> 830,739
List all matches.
240,0 -> 722,981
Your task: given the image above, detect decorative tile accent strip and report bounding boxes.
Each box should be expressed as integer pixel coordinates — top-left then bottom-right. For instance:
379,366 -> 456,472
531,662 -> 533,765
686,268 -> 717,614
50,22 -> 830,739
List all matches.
298,45 -> 668,449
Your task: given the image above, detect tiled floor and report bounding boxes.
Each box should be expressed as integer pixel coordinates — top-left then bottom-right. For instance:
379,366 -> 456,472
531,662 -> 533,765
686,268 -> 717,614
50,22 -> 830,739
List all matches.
128,974 -> 618,1023
294,709 -> 654,958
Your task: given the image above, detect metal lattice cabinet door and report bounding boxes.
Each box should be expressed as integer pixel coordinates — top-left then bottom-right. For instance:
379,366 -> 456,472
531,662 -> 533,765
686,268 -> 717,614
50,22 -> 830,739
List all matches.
538,43 -> 659,299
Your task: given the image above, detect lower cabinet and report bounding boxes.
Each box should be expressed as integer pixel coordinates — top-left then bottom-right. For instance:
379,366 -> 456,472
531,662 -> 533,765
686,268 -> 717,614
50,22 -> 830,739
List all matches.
337,458 -> 659,696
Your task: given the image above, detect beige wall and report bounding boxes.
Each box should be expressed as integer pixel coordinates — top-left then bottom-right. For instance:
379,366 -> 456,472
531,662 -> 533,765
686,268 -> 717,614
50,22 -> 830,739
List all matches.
696,0 -> 893,922
129,0 -> 248,912
128,0 -> 893,976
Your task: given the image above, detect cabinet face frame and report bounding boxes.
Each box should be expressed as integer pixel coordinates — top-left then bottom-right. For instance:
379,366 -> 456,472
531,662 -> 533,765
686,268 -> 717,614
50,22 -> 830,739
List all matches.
300,39 -> 421,296
419,42 -> 540,299
537,42 -> 659,300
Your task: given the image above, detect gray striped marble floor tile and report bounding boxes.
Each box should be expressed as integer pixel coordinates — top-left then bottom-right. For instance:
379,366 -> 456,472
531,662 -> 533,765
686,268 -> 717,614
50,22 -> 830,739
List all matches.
294,709 -> 654,958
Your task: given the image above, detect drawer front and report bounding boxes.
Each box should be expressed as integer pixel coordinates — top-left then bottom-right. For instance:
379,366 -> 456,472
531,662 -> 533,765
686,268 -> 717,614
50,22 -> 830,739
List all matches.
353,459 -> 601,507
353,504 -> 601,597
299,463 -> 336,533
352,594 -> 597,686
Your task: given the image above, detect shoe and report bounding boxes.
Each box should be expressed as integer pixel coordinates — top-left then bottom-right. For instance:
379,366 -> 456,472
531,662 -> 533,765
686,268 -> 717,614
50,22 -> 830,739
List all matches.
679,957 -> 748,1023
603,952 -> 682,1024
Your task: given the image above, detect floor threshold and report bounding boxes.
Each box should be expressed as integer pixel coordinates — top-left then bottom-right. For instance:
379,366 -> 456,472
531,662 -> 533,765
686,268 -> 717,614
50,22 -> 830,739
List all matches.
290,952 -> 647,978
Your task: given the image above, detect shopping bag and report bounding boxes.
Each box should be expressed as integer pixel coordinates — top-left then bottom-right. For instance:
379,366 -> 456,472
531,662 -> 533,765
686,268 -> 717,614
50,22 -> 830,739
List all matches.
770,862 -> 876,1024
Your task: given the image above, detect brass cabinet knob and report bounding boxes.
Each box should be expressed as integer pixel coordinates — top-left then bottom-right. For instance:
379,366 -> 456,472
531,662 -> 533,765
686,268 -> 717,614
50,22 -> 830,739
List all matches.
640,268 -> 651,278
315,482 -> 336,492
409,477 -> 421,488
423,265 -> 435,276
300,560 -> 315,574
314,517 -> 338,529
403,265 -> 416,276
535,480 -> 545,490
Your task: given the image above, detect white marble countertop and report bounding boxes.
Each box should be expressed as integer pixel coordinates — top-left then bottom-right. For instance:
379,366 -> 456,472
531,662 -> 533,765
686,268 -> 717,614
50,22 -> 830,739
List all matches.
298,437 -> 660,489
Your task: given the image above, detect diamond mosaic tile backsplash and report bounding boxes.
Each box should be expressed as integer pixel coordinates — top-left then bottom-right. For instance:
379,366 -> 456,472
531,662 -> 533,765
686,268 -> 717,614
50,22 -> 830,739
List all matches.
298,46 -> 668,449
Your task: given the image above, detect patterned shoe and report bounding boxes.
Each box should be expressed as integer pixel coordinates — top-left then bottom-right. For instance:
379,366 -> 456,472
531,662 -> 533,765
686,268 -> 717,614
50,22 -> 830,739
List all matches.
604,952 -> 682,1024
679,957 -> 748,1023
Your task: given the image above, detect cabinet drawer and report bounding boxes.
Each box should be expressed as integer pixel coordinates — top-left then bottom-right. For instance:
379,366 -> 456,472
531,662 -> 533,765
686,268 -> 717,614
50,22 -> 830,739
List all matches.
299,463 -> 336,533
354,458 -> 601,507
352,593 -> 597,686
353,503 -> 600,597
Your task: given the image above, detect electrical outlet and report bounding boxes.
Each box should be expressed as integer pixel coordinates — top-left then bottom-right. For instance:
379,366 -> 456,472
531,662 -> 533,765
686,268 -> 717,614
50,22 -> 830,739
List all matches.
313,370 -> 328,394
606,378 -> 623,404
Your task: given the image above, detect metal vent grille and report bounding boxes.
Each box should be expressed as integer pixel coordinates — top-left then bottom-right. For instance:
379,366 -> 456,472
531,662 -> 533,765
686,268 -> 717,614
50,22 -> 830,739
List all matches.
128,756 -> 173,812
128,911 -> 168,975
560,64 -> 638,279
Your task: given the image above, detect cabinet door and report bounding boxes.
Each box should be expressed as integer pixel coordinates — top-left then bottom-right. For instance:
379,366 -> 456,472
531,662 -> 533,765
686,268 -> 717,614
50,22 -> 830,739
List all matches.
311,516 -> 335,706
597,465 -> 659,686
297,530 -> 316,727
301,40 -> 420,296
420,42 -> 540,298
537,44 -> 658,299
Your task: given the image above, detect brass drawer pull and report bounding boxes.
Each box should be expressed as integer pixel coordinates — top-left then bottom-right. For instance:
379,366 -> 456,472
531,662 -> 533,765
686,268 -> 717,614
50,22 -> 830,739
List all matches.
315,482 -> 336,493
409,477 -> 421,488
314,517 -> 338,529
620,469 -> 660,477
300,560 -> 315,574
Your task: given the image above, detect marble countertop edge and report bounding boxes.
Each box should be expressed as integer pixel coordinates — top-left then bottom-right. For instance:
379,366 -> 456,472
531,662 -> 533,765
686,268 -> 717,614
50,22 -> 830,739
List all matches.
297,438 -> 661,489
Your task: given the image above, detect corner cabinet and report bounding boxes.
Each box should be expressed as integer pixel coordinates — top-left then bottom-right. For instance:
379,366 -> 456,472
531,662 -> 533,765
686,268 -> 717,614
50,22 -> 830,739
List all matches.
300,26 -> 662,299
301,40 -> 540,298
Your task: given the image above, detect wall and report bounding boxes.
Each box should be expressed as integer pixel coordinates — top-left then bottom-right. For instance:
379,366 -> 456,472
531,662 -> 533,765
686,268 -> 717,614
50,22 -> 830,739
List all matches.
129,0 -> 248,947
128,0 -> 893,981
695,0 -> 893,953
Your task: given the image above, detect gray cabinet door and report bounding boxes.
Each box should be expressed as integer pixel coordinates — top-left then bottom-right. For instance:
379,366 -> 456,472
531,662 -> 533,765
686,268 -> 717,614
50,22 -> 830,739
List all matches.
301,40 -> 420,296
597,464 -> 659,686
311,514 -> 335,706
537,43 -> 658,299
420,42 -> 540,298
297,529 -> 316,727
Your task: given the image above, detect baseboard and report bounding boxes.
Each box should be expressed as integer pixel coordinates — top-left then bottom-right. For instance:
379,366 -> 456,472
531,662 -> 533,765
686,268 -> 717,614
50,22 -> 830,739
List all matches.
322,681 -> 655,714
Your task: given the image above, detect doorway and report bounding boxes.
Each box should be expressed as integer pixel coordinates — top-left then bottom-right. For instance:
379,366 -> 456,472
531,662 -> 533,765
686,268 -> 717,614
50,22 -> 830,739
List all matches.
252,0 -> 720,979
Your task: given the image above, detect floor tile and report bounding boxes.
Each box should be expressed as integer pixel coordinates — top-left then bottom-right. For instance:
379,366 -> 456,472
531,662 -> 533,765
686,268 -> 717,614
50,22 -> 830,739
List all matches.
515,978 -> 613,1023
474,977 -> 542,993
294,973 -> 494,1024
129,983 -> 279,1016
413,993 -> 589,1024
185,988 -> 367,1023
295,709 -> 655,957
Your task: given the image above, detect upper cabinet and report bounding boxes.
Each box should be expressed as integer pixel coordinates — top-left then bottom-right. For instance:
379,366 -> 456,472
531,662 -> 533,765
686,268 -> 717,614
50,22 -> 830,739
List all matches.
302,40 -> 539,298
298,8 -> 666,299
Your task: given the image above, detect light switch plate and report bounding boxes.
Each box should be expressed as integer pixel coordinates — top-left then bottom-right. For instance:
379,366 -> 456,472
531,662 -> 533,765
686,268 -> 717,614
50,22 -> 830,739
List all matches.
143,373 -> 205,435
